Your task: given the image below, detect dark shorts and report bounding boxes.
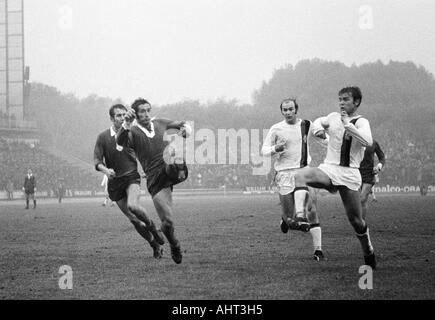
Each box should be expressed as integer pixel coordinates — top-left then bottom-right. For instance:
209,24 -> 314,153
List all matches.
107,172 -> 141,202
360,171 -> 375,185
147,162 -> 188,198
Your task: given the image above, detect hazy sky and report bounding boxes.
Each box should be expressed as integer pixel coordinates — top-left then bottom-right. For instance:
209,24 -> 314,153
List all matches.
25,0 -> 435,105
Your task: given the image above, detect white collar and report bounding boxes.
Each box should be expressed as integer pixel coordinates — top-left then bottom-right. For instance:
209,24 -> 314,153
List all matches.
281,119 -> 301,126
110,126 -> 117,137
136,118 -> 156,138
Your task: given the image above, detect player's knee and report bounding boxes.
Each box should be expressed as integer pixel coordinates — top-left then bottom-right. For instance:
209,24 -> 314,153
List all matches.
129,216 -> 142,227
294,173 -> 306,186
360,194 -> 369,205
349,216 -> 365,233
127,203 -> 140,214
161,218 -> 174,231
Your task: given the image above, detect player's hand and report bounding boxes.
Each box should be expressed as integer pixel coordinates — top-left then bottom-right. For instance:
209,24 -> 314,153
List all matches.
178,123 -> 192,138
320,118 -> 329,130
373,163 -> 383,174
275,141 -> 286,153
105,168 -> 116,178
341,111 -> 350,125
124,108 -> 136,123
314,130 -> 327,139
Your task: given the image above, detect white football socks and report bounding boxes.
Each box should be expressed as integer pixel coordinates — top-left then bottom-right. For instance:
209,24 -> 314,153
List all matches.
310,226 -> 322,252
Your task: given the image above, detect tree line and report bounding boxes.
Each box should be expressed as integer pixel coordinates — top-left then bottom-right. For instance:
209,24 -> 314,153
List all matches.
26,59 -> 435,162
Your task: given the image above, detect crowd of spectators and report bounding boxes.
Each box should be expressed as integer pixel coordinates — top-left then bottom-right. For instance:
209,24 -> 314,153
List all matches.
181,164 -> 272,189
2,130 -> 434,196
179,130 -> 435,189
0,138 -> 99,195
374,129 -> 435,186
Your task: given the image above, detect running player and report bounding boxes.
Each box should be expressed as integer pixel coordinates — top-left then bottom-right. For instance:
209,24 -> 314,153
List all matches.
359,139 -> 385,218
293,87 -> 376,269
261,98 -> 325,261
116,98 -> 190,264
94,104 -> 165,259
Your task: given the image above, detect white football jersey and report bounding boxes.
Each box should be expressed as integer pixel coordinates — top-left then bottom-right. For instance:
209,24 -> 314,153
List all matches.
313,112 -> 372,168
262,119 -> 313,171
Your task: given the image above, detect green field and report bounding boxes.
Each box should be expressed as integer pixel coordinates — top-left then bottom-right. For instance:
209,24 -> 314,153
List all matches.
0,194 -> 434,299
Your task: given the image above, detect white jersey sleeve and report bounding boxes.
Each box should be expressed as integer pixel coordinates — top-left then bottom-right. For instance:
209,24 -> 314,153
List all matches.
344,118 -> 373,147
261,126 -> 278,156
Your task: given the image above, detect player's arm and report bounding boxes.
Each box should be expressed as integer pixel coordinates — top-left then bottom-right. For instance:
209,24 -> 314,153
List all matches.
342,117 -> 373,147
373,141 -> 386,173
166,120 -> 192,138
312,115 -> 330,139
94,135 -> 115,177
115,126 -> 131,146
308,120 -> 329,145
96,163 -> 115,178
116,107 -> 136,146
375,142 -> 386,167
261,127 -> 285,156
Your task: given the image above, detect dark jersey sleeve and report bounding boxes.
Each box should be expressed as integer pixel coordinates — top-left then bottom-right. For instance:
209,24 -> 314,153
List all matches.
374,141 -> 386,167
94,132 -> 105,171
159,118 -> 184,130
116,127 -> 132,147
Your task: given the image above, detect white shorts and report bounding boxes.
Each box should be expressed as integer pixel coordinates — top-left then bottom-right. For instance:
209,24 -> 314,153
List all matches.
275,169 -> 300,195
318,163 -> 361,191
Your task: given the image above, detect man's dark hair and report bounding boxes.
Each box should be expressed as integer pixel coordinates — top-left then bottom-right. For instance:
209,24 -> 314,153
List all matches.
280,98 -> 299,113
131,98 -> 151,115
109,104 -> 127,118
339,86 -> 362,107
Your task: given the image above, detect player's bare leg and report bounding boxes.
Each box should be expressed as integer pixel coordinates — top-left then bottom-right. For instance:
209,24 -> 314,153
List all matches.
116,197 -> 163,259
360,183 -> 372,220
153,188 -> 182,264
338,187 -> 376,269
294,167 -> 332,224
126,184 -> 165,245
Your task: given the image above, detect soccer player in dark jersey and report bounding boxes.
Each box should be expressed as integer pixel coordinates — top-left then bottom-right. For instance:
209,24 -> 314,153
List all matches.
94,104 -> 165,259
116,98 -> 190,264
359,139 -> 385,219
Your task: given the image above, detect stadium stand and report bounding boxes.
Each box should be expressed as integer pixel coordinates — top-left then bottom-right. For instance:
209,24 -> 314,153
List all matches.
1,130 -> 434,196
0,138 -> 100,195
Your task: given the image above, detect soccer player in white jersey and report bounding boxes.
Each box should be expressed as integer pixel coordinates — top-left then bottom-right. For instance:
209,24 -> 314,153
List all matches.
293,87 -> 376,269
262,98 -> 325,261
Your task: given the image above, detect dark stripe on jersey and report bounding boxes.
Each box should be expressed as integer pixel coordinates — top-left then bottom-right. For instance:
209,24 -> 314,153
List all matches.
339,118 -> 359,167
300,120 -> 310,168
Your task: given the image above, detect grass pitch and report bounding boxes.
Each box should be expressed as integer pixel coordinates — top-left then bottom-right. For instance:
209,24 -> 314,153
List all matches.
0,193 -> 434,299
